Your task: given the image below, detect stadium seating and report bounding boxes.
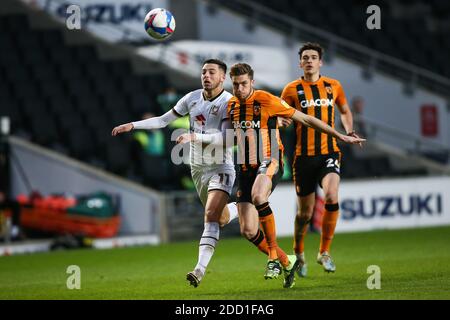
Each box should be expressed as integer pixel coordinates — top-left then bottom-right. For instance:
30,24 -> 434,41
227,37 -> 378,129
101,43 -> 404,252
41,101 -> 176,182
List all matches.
227,0 -> 450,78
0,11 -> 432,189
0,13 -> 179,189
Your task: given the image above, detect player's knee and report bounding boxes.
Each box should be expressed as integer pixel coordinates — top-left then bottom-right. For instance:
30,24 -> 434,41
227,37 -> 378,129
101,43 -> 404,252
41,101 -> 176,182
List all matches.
299,205 -> 314,217
204,208 -> 221,222
296,213 -> 311,225
240,226 -> 255,240
324,190 -> 338,204
241,230 -> 256,240
251,193 -> 267,206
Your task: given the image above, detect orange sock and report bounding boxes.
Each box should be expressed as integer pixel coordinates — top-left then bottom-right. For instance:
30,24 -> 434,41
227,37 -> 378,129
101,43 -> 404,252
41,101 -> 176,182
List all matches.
249,229 -> 268,255
248,229 -> 289,267
320,203 -> 340,253
256,202 -> 280,260
293,215 -> 310,255
275,246 -> 289,267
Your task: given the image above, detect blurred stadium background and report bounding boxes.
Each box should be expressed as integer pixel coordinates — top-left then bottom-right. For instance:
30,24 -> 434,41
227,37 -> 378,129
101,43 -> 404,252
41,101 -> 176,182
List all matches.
0,0 -> 449,299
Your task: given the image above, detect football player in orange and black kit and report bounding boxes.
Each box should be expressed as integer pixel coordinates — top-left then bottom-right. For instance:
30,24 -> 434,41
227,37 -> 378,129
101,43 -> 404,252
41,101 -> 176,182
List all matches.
228,63 -> 364,288
281,42 -> 364,278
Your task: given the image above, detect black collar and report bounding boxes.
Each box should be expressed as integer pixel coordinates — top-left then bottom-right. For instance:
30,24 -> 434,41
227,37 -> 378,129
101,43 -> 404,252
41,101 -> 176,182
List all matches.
203,89 -> 225,102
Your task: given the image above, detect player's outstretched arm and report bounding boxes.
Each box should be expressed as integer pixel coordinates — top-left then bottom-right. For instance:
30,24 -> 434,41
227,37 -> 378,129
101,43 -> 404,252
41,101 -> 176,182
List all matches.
111,122 -> 134,136
111,109 -> 179,136
291,110 -> 366,145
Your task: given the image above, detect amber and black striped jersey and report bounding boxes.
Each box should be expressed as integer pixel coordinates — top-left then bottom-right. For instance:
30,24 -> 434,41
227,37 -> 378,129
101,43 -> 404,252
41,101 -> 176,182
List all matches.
227,90 -> 296,169
281,76 -> 348,157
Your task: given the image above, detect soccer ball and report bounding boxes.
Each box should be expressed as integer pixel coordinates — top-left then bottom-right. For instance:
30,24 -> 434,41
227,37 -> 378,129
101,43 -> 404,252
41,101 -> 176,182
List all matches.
144,8 -> 176,40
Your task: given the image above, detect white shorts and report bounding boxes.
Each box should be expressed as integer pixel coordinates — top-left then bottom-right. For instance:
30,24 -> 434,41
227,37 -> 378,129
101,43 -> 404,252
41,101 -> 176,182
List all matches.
191,165 -> 236,206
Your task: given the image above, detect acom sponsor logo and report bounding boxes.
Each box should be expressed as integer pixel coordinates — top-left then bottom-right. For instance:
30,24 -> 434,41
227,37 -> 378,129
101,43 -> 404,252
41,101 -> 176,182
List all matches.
232,120 -> 261,129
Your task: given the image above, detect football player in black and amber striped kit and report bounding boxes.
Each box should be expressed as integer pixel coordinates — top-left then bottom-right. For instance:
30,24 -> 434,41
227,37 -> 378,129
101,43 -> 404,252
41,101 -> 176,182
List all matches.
281,42 -> 364,277
228,63 -> 364,288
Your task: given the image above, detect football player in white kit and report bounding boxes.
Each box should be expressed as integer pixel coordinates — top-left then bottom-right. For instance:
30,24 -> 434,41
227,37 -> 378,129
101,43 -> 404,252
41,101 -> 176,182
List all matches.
112,59 -> 237,288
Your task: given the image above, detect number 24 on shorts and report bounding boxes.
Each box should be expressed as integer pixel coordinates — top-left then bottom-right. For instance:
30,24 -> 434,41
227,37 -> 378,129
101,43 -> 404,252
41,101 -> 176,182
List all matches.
326,158 -> 340,169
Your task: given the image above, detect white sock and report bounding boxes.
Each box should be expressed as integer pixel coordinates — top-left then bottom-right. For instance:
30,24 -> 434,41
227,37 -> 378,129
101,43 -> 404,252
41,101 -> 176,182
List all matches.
225,202 -> 239,225
195,222 -> 220,274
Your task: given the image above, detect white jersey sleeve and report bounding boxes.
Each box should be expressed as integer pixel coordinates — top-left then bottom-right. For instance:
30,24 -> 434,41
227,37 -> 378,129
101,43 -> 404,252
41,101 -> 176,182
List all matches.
132,109 -> 178,129
173,92 -> 192,116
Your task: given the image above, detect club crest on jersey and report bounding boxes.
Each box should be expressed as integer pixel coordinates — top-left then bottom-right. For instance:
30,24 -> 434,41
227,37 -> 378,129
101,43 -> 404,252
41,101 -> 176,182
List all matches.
210,105 -> 219,115
325,86 -> 332,94
253,104 -> 261,116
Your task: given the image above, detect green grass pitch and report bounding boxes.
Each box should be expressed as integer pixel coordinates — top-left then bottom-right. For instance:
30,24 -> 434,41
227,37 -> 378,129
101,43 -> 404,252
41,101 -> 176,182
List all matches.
1,226 -> 449,300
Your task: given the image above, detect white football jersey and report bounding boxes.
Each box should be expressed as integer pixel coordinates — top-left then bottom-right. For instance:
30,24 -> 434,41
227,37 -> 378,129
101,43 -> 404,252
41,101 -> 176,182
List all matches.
173,89 -> 233,167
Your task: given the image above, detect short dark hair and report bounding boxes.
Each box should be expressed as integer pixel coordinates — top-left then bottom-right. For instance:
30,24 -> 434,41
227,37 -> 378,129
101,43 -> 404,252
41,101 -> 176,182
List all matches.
203,59 -> 227,73
298,42 -> 324,59
229,63 -> 254,80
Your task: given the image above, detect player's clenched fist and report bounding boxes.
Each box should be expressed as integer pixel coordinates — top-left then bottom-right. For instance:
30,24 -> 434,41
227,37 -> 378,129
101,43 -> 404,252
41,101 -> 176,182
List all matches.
111,123 -> 133,136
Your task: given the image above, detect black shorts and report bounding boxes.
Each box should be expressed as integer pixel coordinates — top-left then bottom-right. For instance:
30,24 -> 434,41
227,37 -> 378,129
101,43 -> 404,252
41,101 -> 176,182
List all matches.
293,152 -> 341,197
236,158 -> 284,203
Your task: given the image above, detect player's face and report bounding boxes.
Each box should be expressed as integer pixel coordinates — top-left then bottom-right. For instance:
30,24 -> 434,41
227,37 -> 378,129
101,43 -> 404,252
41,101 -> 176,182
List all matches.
231,74 -> 254,101
300,49 -> 322,75
201,64 -> 225,91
